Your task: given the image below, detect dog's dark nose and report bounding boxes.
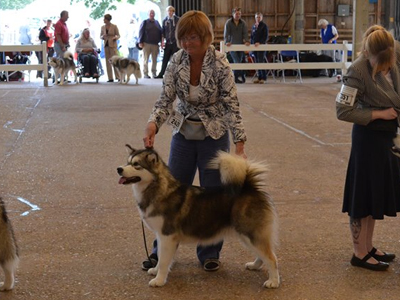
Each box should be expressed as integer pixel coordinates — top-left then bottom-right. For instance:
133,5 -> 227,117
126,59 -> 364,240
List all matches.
117,167 -> 123,175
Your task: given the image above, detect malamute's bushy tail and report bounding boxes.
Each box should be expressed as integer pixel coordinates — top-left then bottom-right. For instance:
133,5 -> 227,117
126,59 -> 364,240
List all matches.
209,152 -> 278,248
63,51 -> 74,60
0,198 -> 19,291
208,151 -> 267,188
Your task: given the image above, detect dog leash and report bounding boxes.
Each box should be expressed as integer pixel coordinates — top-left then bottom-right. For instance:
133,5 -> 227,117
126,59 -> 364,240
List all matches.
142,221 -> 156,268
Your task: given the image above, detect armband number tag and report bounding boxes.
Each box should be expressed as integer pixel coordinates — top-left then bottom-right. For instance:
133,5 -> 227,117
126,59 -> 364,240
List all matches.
336,85 -> 357,106
167,111 -> 184,131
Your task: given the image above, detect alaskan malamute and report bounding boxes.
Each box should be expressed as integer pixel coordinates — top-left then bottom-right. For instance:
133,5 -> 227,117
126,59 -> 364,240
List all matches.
49,51 -> 78,85
109,55 -> 142,84
117,146 -> 279,288
0,198 -> 19,291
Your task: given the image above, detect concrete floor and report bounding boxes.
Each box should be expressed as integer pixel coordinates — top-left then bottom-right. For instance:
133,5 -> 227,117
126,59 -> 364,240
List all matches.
1,75 -> 400,300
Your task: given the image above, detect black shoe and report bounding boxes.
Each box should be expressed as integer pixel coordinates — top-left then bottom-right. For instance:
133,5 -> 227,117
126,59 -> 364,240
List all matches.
155,75 -> 163,79
203,259 -> 220,272
144,75 -> 151,79
107,79 -> 114,82
142,253 -> 158,271
235,78 -> 243,84
350,254 -> 389,271
369,247 -> 396,262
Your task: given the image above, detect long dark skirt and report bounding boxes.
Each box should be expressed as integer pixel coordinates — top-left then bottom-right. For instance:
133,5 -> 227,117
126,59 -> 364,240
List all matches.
342,124 -> 400,219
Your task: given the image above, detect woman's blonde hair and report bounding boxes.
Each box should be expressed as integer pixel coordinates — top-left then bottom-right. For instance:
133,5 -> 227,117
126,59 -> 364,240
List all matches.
80,28 -> 90,40
361,25 -> 395,79
176,10 -> 214,49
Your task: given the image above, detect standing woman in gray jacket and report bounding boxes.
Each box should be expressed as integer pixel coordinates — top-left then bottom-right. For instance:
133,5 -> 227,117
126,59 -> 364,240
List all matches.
336,25 -> 400,271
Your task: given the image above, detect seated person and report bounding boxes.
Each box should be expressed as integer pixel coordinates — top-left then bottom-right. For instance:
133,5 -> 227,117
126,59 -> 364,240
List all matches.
75,28 -> 99,77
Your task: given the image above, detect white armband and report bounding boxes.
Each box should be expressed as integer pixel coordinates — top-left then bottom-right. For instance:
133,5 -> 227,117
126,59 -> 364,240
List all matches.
336,85 -> 357,106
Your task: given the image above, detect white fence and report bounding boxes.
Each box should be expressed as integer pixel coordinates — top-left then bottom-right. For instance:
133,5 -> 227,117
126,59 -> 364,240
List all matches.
0,42 -> 48,87
219,42 -> 353,77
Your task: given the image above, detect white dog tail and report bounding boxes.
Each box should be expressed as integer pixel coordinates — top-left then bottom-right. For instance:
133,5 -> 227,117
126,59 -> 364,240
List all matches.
63,51 -> 74,60
208,151 -> 267,188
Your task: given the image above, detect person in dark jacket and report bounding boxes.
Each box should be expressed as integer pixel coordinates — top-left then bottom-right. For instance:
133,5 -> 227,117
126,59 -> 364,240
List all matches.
250,12 -> 268,84
138,9 -> 162,79
155,6 -> 179,79
37,19 -> 55,78
224,7 -> 249,84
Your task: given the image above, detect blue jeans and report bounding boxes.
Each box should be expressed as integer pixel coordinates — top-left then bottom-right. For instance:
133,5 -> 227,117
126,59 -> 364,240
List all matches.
253,51 -> 266,80
230,51 -> 245,80
151,132 -> 230,264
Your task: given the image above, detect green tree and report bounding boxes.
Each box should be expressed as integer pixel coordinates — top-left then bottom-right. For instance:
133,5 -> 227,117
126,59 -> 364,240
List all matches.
70,0 -> 135,20
0,0 -> 35,10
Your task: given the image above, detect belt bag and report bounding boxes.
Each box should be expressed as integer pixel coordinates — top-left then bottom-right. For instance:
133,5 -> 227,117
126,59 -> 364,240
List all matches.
180,119 -> 208,140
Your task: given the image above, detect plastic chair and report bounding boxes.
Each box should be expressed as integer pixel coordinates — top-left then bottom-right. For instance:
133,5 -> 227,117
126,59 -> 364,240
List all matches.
278,50 -> 302,83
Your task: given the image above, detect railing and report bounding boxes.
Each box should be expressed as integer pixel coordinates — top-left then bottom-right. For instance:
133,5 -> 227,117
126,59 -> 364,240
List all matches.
0,42 -> 48,87
219,42 -> 353,77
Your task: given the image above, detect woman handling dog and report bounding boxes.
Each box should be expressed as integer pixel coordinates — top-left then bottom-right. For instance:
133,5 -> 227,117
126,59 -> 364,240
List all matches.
75,28 -> 99,78
336,25 -> 400,271
142,10 -> 247,272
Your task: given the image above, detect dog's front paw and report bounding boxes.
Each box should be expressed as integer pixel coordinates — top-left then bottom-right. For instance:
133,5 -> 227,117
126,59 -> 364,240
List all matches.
263,278 -> 280,289
148,277 -> 166,287
147,267 -> 157,276
0,283 -> 13,291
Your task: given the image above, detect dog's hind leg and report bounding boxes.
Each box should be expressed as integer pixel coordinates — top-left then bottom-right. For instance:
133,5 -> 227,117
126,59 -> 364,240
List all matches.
59,72 -> 65,85
0,258 -> 18,291
148,236 -> 178,287
239,234 -> 280,288
125,74 -> 130,84
72,69 -> 78,84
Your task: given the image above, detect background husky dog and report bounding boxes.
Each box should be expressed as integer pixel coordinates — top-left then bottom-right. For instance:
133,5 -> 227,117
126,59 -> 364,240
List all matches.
109,55 -> 142,84
117,146 -> 279,288
0,198 -> 19,291
49,51 -> 78,85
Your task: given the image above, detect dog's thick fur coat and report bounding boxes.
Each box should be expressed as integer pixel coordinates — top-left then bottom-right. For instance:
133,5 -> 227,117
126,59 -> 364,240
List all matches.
117,146 -> 279,288
0,198 -> 19,291
49,51 -> 78,85
109,55 -> 142,84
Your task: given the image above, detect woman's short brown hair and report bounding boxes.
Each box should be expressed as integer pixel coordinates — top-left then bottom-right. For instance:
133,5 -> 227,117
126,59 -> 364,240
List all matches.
362,25 -> 395,79
176,10 -> 214,49
104,14 -> 112,21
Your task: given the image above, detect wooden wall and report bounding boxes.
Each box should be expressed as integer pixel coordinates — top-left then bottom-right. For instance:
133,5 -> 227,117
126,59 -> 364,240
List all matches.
199,0 -> 383,48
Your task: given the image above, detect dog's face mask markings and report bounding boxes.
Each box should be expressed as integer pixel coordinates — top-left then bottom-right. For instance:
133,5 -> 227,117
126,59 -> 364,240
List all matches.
117,156 -> 143,185
117,147 -> 157,185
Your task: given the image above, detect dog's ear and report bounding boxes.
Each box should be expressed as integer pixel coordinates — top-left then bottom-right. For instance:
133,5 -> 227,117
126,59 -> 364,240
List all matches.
146,153 -> 158,165
125,144 -> 136,154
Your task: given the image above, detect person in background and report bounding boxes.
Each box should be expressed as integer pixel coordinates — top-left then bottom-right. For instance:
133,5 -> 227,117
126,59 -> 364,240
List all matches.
100,14 -> 120,82
250,12 -> 268,84
155,6 -> 180,79
336,25 -> 400,272
126,17 -> 139,61
138,9 -> 162,79
224,7 -> 250,84
54,10 -> 70,57
37,19 -> 55,78
141,10 -> 247,272
318,18 -> 339,77
76,28 -> 98,78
